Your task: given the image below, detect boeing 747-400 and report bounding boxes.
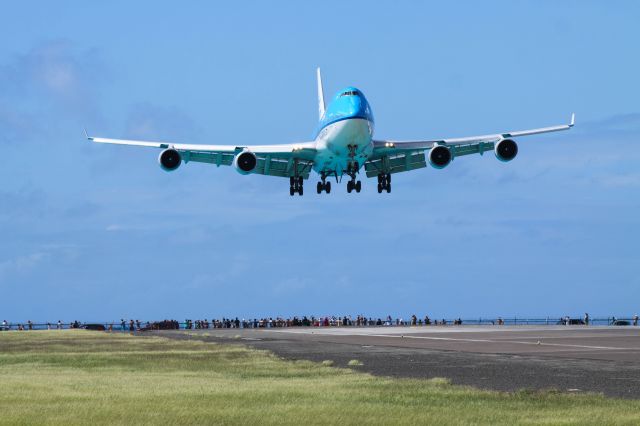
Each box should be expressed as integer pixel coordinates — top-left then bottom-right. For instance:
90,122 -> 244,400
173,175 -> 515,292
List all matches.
87,69 -> 574,195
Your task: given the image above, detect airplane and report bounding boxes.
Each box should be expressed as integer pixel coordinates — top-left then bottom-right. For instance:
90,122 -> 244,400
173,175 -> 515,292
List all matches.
87,68 -> 574,196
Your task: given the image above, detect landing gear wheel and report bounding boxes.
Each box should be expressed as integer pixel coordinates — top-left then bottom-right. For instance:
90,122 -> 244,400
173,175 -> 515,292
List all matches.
386,174 -> 391,184
347,181 -> 353,193
299,186 -> 303,196
386,183 -> 391,193
290,186 -> 295,196
325,181 -> 331,193
355,180 -> 362,193
377,183 -> 383,193
317,182 -> 322,194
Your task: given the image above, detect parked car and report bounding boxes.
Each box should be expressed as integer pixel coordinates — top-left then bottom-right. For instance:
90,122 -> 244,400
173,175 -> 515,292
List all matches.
82,324 -> 106,331
613,320 -> 630,326
556,319 -> 585,325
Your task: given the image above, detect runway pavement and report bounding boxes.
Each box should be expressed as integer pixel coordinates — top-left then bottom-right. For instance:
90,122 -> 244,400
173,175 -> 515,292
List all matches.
159,325 -> 640,398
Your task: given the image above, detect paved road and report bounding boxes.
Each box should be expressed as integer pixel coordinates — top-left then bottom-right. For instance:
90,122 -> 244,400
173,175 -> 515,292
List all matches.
159,326 -> 640,398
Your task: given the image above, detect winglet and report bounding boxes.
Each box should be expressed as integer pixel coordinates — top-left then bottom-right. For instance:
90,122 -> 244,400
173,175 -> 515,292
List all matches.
570,113 -> 575,127
316,67 -> 325,120
84,128 -> 93,141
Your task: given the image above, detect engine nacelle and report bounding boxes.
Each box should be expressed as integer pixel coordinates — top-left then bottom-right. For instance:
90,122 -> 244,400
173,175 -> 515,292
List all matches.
158,148 -> 181,172
428,145 -> 452,169
233,150 -> 257,174
494,139 -> 518,162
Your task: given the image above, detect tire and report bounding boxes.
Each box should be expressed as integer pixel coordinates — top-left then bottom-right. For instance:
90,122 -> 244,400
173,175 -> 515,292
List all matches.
299,186 -> 304,196
355,181 -> 362,193
326,181 -> 331,193
290,186 -> 295,196
387,174 -> 391,183
347,181 -> 353,193
317,182 -> 322,194
386,183 -> 391,193
377,183 -> 383,193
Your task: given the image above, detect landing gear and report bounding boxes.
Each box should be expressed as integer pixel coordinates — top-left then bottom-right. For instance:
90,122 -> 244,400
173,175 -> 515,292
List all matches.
377,173 -> 391,193
346,162 -> 362,194
317,174 -> 331,194
290,176 -> 304,196
346,178 -> 361,193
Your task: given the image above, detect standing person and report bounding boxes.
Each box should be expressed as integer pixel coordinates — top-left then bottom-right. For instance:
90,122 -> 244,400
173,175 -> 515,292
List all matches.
634,315 -> 638,326
1,319 -> 7,331
120,319 -> 126,332
57,320 -> 62,330
584,313 -> 590,326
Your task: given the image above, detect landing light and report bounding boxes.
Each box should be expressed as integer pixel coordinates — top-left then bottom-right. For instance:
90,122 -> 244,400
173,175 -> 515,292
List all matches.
385,142 -> 395,148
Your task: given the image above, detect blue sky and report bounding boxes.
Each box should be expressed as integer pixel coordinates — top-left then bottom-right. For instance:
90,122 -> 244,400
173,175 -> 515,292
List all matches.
1,1 -> 639,322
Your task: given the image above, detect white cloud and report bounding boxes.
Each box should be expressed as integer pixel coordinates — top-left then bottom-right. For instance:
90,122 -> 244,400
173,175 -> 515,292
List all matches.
0,252 -> 49,280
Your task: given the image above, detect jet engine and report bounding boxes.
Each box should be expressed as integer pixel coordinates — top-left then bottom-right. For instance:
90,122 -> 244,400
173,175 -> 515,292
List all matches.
428,145 -> 451,169
158,148 -> 181,172
494,139 -> 518,162
233,150 -> 257,174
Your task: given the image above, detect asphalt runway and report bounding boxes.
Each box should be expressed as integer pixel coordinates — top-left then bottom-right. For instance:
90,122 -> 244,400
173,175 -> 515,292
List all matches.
159,325 -> 640,398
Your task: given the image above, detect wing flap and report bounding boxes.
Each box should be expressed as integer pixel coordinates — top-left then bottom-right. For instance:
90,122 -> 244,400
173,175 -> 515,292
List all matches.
365,152 -> 426,178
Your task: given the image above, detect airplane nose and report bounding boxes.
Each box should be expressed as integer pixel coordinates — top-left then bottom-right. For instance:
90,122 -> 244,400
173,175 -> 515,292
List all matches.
349,97 -> 367,118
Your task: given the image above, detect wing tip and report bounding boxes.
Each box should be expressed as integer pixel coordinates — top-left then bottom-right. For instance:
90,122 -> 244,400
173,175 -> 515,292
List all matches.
83,128 -> 94,141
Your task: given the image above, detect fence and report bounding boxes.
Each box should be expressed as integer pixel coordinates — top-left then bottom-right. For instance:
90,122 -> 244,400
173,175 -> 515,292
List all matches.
1,316 -> 638,331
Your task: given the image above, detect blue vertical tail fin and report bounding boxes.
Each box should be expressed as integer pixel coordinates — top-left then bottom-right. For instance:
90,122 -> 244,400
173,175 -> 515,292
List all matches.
317,67 -> 325,120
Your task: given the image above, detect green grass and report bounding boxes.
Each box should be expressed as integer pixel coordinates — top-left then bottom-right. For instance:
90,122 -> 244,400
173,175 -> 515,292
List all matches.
0,331 -> 639,425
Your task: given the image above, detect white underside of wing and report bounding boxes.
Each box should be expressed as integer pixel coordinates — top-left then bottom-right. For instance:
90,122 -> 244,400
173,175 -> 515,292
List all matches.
89,136 -> 316,155
374,114 -> 575,151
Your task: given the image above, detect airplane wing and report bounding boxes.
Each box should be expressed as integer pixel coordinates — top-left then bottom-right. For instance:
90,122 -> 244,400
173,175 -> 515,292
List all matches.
87,133 -> 317,179
364,114 -> 574,178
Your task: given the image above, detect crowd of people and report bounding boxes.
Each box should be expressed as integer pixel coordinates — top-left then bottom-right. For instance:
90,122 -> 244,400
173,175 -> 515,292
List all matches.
183,315 -> 462,329
2,314 -> 639,331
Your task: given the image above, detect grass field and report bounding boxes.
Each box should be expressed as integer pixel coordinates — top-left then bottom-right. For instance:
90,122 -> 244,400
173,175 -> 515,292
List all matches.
1,331 -> 639,425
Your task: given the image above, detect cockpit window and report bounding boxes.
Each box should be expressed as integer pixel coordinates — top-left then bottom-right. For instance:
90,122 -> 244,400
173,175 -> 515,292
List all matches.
340,90 -> 359,97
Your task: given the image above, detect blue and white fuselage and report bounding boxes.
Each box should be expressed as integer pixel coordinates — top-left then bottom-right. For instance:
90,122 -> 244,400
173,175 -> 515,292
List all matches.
312,87 -> 374,178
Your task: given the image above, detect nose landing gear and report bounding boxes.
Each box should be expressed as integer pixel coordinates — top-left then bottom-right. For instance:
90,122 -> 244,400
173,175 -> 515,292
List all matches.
316,174 -> 331,194
346,162 -> 361,194
347,179 -> 361,193
377,173 -> 391,193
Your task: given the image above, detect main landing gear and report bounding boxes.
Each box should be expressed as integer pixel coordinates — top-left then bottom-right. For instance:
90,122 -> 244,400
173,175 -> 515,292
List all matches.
377,173 -> 391,193
290,176 -> 303,196
317,174 -> 331,194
